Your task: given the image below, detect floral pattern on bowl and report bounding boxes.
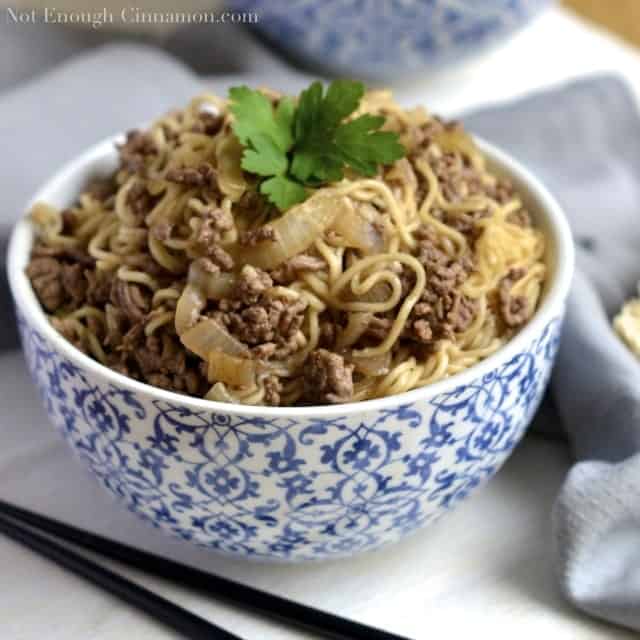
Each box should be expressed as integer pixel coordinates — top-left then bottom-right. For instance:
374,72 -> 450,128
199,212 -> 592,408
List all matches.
18,310 -> 561,561
229,0 -> 553,78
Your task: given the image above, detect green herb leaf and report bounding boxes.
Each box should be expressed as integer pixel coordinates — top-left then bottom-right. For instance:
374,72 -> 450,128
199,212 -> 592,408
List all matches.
260,175 -> 308,210
294,81 -> 323,143
240,133 -> 288,177
321,80 -> 365,129
291,80 -> 402,184
274,97 -> 296,151
228,80 -> 406,212
334,114 -> 406,176
229,86 -> 292,152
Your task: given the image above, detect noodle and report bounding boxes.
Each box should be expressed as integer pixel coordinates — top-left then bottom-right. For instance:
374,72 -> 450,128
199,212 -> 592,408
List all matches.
26,90 -> 547,406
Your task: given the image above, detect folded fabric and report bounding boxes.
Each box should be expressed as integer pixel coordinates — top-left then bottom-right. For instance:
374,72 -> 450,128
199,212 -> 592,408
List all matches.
466,76 -> 640,633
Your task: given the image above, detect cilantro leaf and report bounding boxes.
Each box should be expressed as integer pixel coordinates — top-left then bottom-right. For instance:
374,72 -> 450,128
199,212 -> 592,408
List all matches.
240,133 -> 288,176
260,175 -> 307,210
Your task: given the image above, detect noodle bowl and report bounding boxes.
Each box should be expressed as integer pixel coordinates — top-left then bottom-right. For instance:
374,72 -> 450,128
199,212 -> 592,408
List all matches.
24,90 -> 547,407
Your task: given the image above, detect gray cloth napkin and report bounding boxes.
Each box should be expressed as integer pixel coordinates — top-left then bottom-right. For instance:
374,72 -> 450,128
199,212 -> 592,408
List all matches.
465,77 -> 640,633
2,43 -> 640,633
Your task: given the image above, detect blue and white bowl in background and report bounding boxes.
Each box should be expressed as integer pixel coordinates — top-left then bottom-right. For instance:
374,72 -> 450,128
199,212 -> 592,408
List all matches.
228,0 -> 554,80
7,135 -> 573,562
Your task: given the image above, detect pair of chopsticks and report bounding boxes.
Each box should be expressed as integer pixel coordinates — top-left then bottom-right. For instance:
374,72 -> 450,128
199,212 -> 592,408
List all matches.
0,500 -> 412,640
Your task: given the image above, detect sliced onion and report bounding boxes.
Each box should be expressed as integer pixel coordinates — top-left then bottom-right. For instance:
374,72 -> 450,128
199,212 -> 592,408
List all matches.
207,350 -> 256,386
335,312 -> 372,350
180,317 -> 249,359
434,128 -> 478,158
351,351 -> 391,376
175,283 -> 206,336
205,381 -> 236,403
239,191 -> 348,270
188,261 -> 236,300
331,202 -> 384,253
216,134 -> 246,201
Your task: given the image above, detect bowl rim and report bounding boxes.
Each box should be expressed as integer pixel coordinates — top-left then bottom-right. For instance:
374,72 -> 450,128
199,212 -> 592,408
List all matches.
7,133 -> 574,418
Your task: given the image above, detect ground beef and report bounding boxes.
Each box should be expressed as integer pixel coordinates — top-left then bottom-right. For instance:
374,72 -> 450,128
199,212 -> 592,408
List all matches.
139,334 -> 185,376
235,265 -> 273,305
365,315 -> 393,341
263,375 -> 282,406
420,134 -> 486,201
61,263 -> 87,307
415,226 -> 474,291
239,225 -> 276,247
412,319 -> 433,343
26,256 -> 65,312
118,130 -> 157,173
207,245 -> 234,271
441,210 -> 488,241
30,245 -> 95,267
198,207 -> 233,240
448,294 -> 477,332
499,268 -> 531,328
406,225 -> 477,344
86,269 -> 114,306
194,206 -> 234,258
186,205 -> 234,270
110,279 -> 149,324
165,163 -> 216,187
303,349 -> 354,404
113,325 -> 203,396
212,265 -> 307,357
126,182 -> 157,219
104,303 -> 126,347
226,299 -> 306,346
27,248 -> 97,313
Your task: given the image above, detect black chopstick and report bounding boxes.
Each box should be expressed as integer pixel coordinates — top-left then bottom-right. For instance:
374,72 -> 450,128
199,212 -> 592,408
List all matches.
0,512 -> 243,640
0,499 -> 411,640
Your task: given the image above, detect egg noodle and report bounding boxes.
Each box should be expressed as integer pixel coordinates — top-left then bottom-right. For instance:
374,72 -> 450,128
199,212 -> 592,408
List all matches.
29,90 -> 546,406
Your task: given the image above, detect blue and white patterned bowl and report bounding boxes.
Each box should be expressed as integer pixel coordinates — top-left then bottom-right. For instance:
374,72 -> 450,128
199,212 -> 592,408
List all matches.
228,0 -> 554,79
7,136 -> 573,562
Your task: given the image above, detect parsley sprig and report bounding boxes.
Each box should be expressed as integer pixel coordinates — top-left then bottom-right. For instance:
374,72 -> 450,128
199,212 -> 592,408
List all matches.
228,80 -> 406,211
